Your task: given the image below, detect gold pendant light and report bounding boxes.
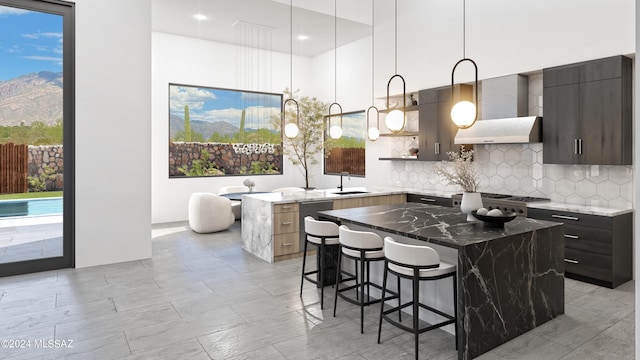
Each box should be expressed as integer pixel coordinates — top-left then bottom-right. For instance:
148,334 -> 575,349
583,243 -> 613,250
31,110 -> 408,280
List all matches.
450,0 -> 479,129
367,0 -> 380,141
282,0 -> 299,139
385,0 -> 405,134
328,0 -> 343,139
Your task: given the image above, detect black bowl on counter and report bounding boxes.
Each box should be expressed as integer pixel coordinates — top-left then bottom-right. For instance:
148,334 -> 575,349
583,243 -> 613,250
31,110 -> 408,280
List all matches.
472,210 -> 517,228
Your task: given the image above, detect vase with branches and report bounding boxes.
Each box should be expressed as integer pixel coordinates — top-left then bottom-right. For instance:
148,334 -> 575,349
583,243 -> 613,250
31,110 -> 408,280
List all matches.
433,146 -> 480,192
273,88 -> 336,189
434,146 -> 482,220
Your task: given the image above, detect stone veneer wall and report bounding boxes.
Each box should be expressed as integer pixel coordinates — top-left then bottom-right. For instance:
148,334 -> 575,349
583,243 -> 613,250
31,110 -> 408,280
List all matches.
389,73 -> 633,209
28,145 -> 64,191
169,142 -> 283,176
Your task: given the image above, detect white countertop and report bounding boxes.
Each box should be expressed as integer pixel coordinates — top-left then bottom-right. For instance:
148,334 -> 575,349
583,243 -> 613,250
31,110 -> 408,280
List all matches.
527,201 -> 632,217
243,187 -> 407,204
247,187 -> 632,217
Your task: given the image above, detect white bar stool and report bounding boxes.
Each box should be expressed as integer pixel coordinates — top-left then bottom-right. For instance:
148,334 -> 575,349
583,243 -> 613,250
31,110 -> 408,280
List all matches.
300,216 -> 340,309
333,225 -> 396,334
377,237 -> 457,360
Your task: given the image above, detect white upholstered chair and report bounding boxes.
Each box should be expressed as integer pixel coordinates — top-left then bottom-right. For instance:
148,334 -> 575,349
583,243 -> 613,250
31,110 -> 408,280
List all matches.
188,193 -> 235,233
377,237 -> 457,360
218,185 -> 249,220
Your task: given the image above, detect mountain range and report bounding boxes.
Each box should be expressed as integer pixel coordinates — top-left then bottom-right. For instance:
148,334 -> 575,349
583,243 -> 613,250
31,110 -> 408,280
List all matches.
169,114 -> 240,140
0,71 -> 63,126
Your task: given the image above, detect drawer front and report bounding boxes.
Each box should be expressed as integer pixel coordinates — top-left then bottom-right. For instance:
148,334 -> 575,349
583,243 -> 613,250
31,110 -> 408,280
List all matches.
273,212 -> 299,234
564,248 -> 612,282
563,224 -> 612,255
274,233 -> 300,256
407,194 -> 452,207
274,202 -> 299,214
527,208 -> 612,229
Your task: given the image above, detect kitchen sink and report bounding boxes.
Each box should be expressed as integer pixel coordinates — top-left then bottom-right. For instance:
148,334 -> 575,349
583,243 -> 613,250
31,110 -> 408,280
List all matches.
334,191 -> 369,195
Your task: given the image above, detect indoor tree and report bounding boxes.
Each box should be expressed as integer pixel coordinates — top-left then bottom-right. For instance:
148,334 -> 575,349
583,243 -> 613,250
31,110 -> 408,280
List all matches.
273,88 -> 335,189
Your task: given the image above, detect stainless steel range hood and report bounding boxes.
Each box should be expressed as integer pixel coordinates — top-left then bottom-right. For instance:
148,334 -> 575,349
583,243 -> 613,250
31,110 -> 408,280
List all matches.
454,116 -> 542,144
454,74 -> 543,144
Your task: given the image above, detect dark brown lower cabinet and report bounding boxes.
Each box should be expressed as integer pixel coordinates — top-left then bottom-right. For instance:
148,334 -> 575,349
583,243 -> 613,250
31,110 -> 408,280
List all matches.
406,193 -> 452,207
527,208 -> 632,288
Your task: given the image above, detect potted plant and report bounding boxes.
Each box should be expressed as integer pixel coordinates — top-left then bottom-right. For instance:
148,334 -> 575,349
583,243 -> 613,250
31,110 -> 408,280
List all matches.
274,88 -> 336,189
433,146 -> 481,220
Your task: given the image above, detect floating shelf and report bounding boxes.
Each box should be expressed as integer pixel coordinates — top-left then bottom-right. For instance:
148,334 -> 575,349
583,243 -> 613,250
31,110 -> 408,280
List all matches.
379,131 -> 419,137
379,156 -> 418,161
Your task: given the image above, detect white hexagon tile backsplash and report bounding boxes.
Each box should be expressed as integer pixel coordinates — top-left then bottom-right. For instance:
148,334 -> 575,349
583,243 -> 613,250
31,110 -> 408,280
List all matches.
392,143 -> 633,209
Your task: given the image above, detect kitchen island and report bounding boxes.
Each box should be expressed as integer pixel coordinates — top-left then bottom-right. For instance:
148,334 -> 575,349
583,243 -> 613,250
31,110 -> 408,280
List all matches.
318,202 -> 564,360
241,188 -> 408,263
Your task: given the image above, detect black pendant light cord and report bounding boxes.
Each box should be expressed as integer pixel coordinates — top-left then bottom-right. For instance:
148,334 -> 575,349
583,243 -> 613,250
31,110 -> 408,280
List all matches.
334,0 -> 337,103
462,0 -> 466,58
290,0 -> 293,92
394,0 -> 398,74
371,0 -> 375,103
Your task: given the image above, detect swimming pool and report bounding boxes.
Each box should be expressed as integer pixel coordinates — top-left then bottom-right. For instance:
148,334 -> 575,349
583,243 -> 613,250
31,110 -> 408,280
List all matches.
0,197 -> 63,217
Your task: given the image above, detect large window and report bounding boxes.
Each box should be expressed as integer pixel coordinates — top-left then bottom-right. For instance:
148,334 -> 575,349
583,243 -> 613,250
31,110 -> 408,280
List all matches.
168,84 -> 283,177
324,110 -> 365,176
0,0 -> 74,277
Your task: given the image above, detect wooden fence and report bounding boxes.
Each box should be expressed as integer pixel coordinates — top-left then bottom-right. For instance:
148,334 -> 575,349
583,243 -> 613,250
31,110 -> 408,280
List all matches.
0,143 -> 28,194
325,148 -> 365,176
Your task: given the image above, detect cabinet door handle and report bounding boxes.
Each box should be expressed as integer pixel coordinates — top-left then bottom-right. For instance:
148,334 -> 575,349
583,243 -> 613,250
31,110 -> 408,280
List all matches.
574,139 -> 578,154
281,205 -> 292,209
281,221 -> 293,225
420,197 -> 436,202
434,143 -> 438,154
282,243 -> 293,247
564,259 -> 579,264
578,138 -> 583,155
564,234 -> 579,239
552,214 -> 579,221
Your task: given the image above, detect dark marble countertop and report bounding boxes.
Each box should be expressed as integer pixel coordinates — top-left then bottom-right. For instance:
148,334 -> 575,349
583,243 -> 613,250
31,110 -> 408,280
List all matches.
318,202 -> 563,250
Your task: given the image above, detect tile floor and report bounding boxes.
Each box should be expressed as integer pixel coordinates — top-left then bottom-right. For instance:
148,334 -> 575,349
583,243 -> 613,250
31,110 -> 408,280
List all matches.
0,215 -> 63,263
0,221 -> 634,359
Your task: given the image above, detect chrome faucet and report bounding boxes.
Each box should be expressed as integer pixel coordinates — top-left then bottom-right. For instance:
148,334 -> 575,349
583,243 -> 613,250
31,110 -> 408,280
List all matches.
338,171 -> 350,191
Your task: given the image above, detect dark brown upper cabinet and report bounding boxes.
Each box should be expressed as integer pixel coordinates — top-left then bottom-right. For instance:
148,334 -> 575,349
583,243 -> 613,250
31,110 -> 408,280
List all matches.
418,84 -> 472,161
543,56 -> 632,165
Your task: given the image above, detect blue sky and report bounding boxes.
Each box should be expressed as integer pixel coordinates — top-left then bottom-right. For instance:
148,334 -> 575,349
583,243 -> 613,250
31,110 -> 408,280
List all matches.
0,5 -> 63,81
170,85 -> 282,129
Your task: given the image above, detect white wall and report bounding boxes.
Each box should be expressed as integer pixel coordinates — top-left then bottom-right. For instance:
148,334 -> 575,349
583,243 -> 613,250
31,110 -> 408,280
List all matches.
74,0 -> 152,267
311,0 -> 635,191
152,32 -> 319,223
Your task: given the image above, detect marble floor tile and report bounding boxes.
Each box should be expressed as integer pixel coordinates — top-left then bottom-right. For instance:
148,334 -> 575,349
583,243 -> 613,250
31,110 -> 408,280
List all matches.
558,332 -> 635,360
124,305 -> 246,353
226,345 -> 287,360
0,220 -> 634,360
197,311 -> 309,359
55,302 -> 181,342
119,338 -> 210,360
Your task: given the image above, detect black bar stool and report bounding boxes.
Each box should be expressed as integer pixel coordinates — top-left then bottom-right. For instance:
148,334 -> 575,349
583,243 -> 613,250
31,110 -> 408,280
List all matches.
300,216 -> 340,309
333,225 -> 396,334
377,236 -> 457,360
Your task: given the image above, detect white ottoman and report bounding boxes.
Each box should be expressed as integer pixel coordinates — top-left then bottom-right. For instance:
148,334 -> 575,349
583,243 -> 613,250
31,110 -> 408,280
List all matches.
188,193 -> 235,233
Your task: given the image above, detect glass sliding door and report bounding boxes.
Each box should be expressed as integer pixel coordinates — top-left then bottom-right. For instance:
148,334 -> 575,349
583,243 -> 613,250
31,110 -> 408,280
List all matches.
0,0 -> 74,276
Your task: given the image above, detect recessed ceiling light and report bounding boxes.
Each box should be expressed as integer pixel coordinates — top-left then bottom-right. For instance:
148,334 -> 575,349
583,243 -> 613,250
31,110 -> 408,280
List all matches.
193,14 -> 207,21
297,35 -> 309,41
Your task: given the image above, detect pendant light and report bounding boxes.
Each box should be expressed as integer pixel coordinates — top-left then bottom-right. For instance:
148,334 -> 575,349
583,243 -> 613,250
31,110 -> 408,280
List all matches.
328,0 -> 343,139
282,0 -> 300,139
385,0 -> 406,134
450,0 -> 479,129
367,0 -> 380,141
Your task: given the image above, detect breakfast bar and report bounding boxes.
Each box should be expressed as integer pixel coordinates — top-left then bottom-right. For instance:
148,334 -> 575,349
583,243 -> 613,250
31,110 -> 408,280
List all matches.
318,202 -> 565,360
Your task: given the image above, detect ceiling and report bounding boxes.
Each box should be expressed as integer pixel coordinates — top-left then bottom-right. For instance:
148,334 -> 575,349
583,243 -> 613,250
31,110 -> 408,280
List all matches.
152,0 -> 380,57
